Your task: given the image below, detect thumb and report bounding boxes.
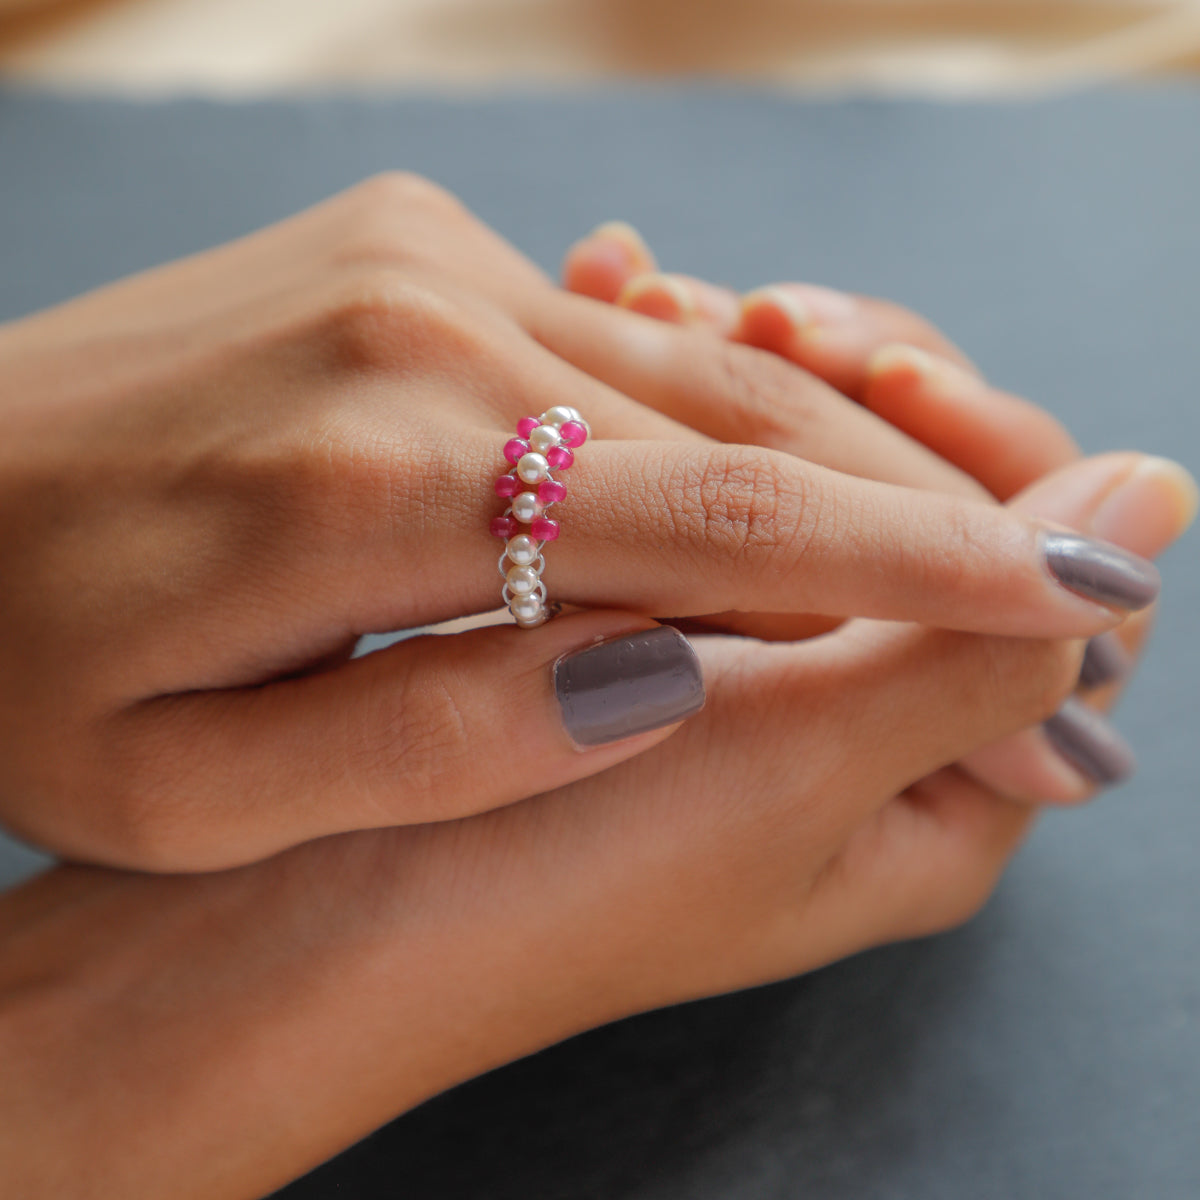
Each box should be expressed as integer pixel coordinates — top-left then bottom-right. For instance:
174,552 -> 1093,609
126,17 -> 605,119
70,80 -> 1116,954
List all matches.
92,612 -> 705,872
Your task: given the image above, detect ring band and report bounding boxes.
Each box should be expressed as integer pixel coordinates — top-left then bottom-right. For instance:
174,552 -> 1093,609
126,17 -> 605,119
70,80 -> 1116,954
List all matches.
491,406 -> 589,628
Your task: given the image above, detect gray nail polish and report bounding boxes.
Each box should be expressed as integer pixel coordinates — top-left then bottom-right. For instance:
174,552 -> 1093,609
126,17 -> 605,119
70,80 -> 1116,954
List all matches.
1042,531 -> 1160,611
554,626 -> 706,747
1043,697 -> 1136,787
1078,633 -> 1131,690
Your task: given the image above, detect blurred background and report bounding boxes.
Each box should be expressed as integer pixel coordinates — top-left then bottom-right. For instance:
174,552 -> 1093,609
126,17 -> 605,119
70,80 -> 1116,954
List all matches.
3,0 -> 1200,96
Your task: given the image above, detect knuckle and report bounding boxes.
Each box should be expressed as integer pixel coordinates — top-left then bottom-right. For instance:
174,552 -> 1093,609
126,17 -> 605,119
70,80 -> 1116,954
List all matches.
707,340 -> 816,443
333,173 -> 466,269
353,170 -> 461,215
978,635 -> 1082,728
316,270 -> 477,375
353,650 -> 474,814
666,446 -> 814,571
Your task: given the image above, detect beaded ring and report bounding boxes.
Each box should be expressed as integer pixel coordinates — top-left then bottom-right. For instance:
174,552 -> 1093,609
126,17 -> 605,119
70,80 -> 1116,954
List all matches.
490,405 -> 589,628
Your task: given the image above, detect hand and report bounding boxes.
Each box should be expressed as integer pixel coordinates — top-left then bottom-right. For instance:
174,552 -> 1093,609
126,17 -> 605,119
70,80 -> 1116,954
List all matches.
1,447 -> 1189,1200
560,222 -> 1198,799
0,175 -> 1160,872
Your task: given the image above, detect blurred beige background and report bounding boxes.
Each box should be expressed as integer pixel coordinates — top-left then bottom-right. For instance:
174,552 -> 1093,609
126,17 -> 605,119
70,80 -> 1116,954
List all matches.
2,0 -> 1200,94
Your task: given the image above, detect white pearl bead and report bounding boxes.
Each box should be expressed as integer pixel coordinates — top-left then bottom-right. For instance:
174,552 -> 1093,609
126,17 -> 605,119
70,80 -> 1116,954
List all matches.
563,407 -> 584,423
506,564 -> 539,596
510,593 -> 544,623
529,424 -> 562,454
516,452 -> 550,484
506,534 -> 539,566
511,492 -> 543,523
540,405 -> 575,428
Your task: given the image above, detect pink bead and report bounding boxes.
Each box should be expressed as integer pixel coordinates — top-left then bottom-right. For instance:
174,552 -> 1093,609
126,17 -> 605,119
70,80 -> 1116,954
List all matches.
516,416 -> 540,438
494,474 -> 521,498
546,446 -> 574,470
490,515 -> 519,539
531,517 -> 560,542
503,437 -> 529,465
559,420 -> 588,448
537,479 -> 567,504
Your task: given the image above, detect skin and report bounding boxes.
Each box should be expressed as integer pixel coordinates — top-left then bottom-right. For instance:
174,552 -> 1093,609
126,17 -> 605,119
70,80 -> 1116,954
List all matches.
0,182 -> 1194,1197
0,173 -> 1162,873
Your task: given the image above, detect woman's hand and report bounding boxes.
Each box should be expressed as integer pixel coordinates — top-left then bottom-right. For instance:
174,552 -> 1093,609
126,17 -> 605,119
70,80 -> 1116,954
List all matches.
0,175 -> 1162,872
1,451 -> 1189,1200
559,222 -> 1197,799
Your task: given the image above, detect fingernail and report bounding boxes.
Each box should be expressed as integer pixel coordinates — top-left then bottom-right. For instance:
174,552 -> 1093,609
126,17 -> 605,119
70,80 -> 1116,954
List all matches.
741,284 -> 855,330
1078,632 -> 1131,690
1090,456 -> 1200,551
1042,697 -> 1136,787
589,220 -> 651,258
616,273 -> 696,321
554,626 -> 705,747
1041,531 -> 1160,611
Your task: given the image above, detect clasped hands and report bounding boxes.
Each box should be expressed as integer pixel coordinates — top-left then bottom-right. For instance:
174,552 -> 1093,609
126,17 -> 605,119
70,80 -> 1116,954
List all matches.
0,174 -> 1192,1199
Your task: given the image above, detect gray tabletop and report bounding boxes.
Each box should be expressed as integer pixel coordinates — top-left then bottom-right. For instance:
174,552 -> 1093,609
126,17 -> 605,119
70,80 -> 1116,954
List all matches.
0,87 -> 1197,1198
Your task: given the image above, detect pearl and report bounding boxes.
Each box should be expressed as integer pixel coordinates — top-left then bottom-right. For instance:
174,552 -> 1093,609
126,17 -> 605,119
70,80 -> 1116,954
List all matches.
511,491 -> 543,523
529,424 -> 562,454
540,405 -> 576,428
517,452 -> 550,484
506,534 -> 539,566
506,564 -> 539,595
509,593 -> 544,623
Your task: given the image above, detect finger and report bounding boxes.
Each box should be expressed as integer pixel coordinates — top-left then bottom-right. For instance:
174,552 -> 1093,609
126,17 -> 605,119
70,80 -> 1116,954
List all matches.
553,438 -> 1162,636
616,272 -> 741,334
529,290 -> 993,500
736,283 -> 978,401
562,222 -> 658,302
863,345 -> 1081,500
958,453 -> 1197,803
89,614 -> 705,871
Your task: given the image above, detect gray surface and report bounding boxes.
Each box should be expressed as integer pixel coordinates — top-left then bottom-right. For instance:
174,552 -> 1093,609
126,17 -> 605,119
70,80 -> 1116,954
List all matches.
0,87 -> 1196,1198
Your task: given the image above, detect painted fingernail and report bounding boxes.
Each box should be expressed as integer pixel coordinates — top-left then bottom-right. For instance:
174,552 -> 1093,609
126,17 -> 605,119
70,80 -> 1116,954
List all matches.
1041,531 -> 1160,611
1078,633 -> 1131,690
1042,697 -> 1135,787
554,626 -> 705,747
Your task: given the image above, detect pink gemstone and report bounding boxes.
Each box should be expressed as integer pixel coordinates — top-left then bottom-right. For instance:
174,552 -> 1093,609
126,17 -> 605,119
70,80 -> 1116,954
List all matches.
516,416 -> 540,438
494,474 -> 521,498
490,515 -> 519,539
531,517 -> 560,542
559,420 -> 588,448
503,437 -> 529,465
546,446 -> 574,470
537,478 -> 567,504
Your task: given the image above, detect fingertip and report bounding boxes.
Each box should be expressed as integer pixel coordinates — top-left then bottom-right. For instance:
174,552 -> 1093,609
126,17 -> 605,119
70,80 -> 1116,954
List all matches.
616,272 -> 696,323
562,221 -> 656,301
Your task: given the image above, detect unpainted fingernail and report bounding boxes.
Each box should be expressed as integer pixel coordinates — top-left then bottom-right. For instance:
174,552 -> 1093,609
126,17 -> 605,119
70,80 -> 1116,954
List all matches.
1041,530 -> 1160,612
741,283 -> 855,329
554,626 -> 706,748
617,273 -> 696,320
1090,455 -> 1200,550
1078,632 -> 1131,690
588,221 -> 653,260
1042,697 -> 1136,787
